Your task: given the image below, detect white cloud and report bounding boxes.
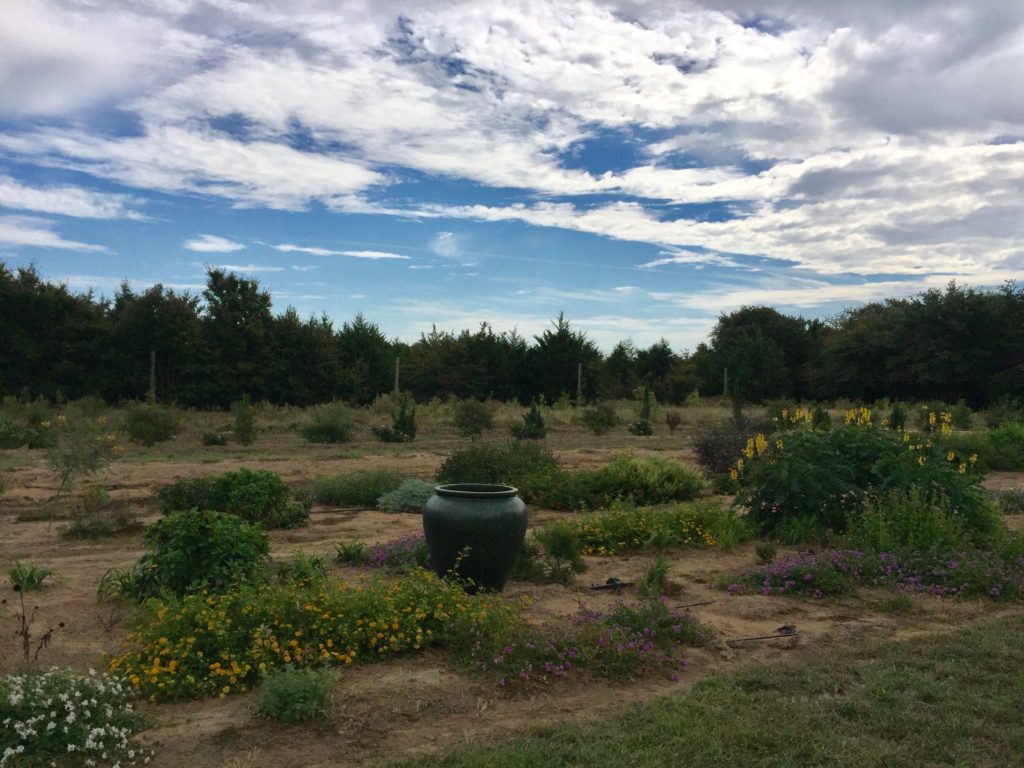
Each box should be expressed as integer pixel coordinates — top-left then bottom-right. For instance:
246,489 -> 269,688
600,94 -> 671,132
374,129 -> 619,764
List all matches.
0,176 -> 147,220
272,243 -> 409,259
184,234 -> 245,252
0,215 -> 108,252
214,263 -> 285,273
637,249 -> 750,270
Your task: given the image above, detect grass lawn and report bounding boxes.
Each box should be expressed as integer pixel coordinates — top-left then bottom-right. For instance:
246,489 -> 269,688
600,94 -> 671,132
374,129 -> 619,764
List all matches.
391,613 -> 1024,767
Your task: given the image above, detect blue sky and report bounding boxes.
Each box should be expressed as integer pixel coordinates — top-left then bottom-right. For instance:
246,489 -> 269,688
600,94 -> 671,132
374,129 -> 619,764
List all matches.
1,0 -> 1023,351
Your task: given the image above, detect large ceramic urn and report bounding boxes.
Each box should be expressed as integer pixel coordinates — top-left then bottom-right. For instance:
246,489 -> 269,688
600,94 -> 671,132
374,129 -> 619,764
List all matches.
422,483 -> 527,593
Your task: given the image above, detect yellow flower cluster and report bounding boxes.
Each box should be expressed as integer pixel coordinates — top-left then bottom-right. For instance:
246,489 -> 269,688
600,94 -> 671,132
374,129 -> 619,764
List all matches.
843,406 -> 874,426
576,503 -> 717,555
774,407 -> 814,425
110,569 -> 506,701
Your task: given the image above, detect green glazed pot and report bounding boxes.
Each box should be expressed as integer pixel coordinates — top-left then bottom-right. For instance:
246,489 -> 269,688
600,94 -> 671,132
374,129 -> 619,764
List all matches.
423,483 -> 527,593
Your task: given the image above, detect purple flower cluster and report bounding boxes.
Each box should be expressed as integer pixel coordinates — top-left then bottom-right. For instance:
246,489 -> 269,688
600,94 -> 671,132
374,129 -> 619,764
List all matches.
725,548 -> 1024,600
367,533 -> 431,570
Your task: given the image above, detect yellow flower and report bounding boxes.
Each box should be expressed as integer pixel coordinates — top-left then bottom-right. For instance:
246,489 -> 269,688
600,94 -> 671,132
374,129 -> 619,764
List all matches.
946,451 -> 955,462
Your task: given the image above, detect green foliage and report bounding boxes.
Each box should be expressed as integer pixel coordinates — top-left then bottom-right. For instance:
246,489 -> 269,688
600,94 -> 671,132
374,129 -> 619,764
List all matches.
571,502 -> 722,555
628,385 -> 655,436
377,478 -> 435,513
664,411 -> 682,433
452,398 -> 495,437
994,488 -> 1024,514
580,402 -> 620,435
62,486 -> 143,539
274,551 -> 329,586
201,431 -> 228,446
0,416 -> 26,448
692,418 -> 771,475
987,422 -> 1024,470
533,521 -> 587,584
0,668 -> 150,767
45,415 -> 120,495
637,555 -> 672,598
812,405 -> 832,429
733,419 -> 993,540
435,441 -> 558,485
298,401 -> 356,444
124,510 -> 270,600
847,489 -> 978,551
257,667 -> 333,723
231,394 -> 258,445
121,402 -> 177,446
312,467 -> 403,507
7,561 -> 53,591
951,400 -> 973,429
984,397 -> 1024,428
510,402 -> 547,440
755,541 -> 777,564
371,396 -> 417,443
156,468 -> 308,528
335,540 -> 371,565
887,401 -> 907,431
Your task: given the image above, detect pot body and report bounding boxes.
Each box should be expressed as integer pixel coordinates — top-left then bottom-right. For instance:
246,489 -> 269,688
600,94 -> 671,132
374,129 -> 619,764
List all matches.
423,483 -> 527,592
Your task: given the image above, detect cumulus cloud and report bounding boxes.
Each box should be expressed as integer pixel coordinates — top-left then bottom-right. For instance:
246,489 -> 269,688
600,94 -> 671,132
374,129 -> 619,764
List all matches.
184,234 -> 245,252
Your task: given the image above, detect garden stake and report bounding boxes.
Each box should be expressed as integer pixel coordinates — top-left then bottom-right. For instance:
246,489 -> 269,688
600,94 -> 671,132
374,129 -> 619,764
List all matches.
669,599 -> 717,610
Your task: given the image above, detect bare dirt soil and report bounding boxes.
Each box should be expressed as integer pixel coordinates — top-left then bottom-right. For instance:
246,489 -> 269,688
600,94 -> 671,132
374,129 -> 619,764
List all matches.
2,443 -> 1022,768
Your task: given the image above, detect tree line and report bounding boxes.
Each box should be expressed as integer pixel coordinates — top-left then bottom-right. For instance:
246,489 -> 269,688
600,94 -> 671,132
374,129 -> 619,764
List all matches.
1,261 -> 1022,408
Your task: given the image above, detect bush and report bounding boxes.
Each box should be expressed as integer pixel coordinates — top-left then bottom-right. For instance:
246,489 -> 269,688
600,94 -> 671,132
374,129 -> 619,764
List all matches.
580,402 -> 619,436
45,415 -> 120,496
7,561 -> 53,591
572,501 -> 721,554
0,667 -> 150,767
312,467 -> 403,507
533,520 -> 587,583
847,489 -> 977,551
692,417 -> 772,475
732,414 -> 993,539
435,442 -> 559,486
664,411 -> 681,433
156,468 -> 308,528
337,533 -> 431,571
122,509 -> 270,600
231,394 -> 258,445
629,386 -> 654,436
257,667 -> 333,723
987,422 -> 1024,471
452,398 -> 494,437
951,400 -> 973,429
0,417 -> 26,449
371,396 -> 416,443
202,431 -> 228,446
637,555 -> 673,598
62,487 -> 143,539
994,488 -> 1024,514
274,551 -> 329,586
510,403 -> 547,440
299,401 -> 355,444
121,402 -> 177,446
377,478 -> 435,513
984,396 -> 1024,428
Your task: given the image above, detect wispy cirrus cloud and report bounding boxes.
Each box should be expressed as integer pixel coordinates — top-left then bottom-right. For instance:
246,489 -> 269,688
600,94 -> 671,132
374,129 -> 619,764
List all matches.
0,176 -> 147,220
0,215 -> 108,252
214,263 -> 286,273
271,243 -> 409,260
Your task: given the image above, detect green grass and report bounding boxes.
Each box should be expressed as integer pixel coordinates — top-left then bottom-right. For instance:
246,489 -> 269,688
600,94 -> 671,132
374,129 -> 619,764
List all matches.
389,614 -> 1024,767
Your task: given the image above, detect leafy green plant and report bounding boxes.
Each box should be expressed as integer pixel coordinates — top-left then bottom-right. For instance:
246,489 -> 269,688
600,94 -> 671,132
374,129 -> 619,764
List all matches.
435,441 -> 559,485
510,402 -> 547,440
994,488 -> 1024,514
257,667 -> 333,723
888,401 -> 908,430
62,488 -> 143,539
847,489 -> 991,551
335,540 -> 371,565
121,402 -> 178,446
812,405 -> 832,429
156,468 -> 308,528
987,422 -> 1024,470
0,417 -> 26,449
534,520 -> 587,584
120,509 -> 270,600
637,555 -> 673,598
231,394 -> 258,445
692,417 -> 772,475
664,411 -> 681,433
581,402 -> 619,436
299,401 -> 356,444
951,400 -> 973,429
46,415 -> 120,497
572,502 -> 719,555
201,431 -> 228,446
312,467 -> 403,507
0,667 -> 151,767
274,551 -> 329,586
755,541 -> 777,564
629,385 -> 654,436
452,398 -> 495,437
377,478 -> 435,513
371,396 -> 417,443
7,561 -> 53,591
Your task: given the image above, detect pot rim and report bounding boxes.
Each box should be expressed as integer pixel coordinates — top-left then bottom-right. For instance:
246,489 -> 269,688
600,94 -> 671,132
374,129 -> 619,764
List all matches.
433,483 -> 519,499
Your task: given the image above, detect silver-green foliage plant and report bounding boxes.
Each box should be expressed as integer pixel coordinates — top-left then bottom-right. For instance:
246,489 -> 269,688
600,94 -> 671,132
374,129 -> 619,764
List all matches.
257,667 -> 333,723
377,478 -> 435,513
46,415 -> 119,497
0,667 -> 151,767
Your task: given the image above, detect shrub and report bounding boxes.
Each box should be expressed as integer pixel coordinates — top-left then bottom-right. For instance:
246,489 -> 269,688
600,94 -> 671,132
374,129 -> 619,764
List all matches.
847,489 -> 981,551
62,496 -> 143,539
888,401 -> 908,431
510,403 -> 547,440
692,417 -> 771,475
755,541 -> 777,564
121,402 -> 177,446
123,510 -> 270,600
231,394 -> 258,445
338,533 -> 431,571
371,396 -> 416,443
435,442 -> 559,486
664,411 -> 681,433
312,467 -> 403,507
274,551 -> 329,586
298,401 -> 355,444
257,667 -> 333,723
156,468 -> 308,528
46,415 -> 120,496
573,502 -> 719,555
533,520 -> 587,584
335,540 -> 371,565
987,422 -> 1024,471
0,417 -> 26,449
812,405 -> 832,429
629,386 -> 654,436
951,400 -> 973,429
581,402 -> 619,436
377,478 -> 435,513
202,431 -> 228,446
984,397 -> 1024,428
637,555 -> 673,598
0,667 -> 150,767
732,412 -> 991,539
452,398 -> 495,437
994,488 -> 1024,514
7,561 -> 53,591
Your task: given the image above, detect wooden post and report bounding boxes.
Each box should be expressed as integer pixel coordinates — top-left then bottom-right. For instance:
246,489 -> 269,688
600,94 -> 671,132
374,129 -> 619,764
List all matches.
394,356 -> 400,397
723,366 -> 729,398
148,349 -> 157,403
577,362 -> 583,405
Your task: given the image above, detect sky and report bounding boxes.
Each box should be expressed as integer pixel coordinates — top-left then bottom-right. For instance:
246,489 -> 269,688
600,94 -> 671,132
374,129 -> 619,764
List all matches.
1,0 -> 1023,352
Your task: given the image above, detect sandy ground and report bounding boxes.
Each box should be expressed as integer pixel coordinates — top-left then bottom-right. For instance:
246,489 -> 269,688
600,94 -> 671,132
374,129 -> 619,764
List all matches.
1,448 -> 1022,767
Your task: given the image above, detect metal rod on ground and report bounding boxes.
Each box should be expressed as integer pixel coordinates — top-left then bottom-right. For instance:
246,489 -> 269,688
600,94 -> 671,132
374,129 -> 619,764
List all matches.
669,599 -> 717,610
